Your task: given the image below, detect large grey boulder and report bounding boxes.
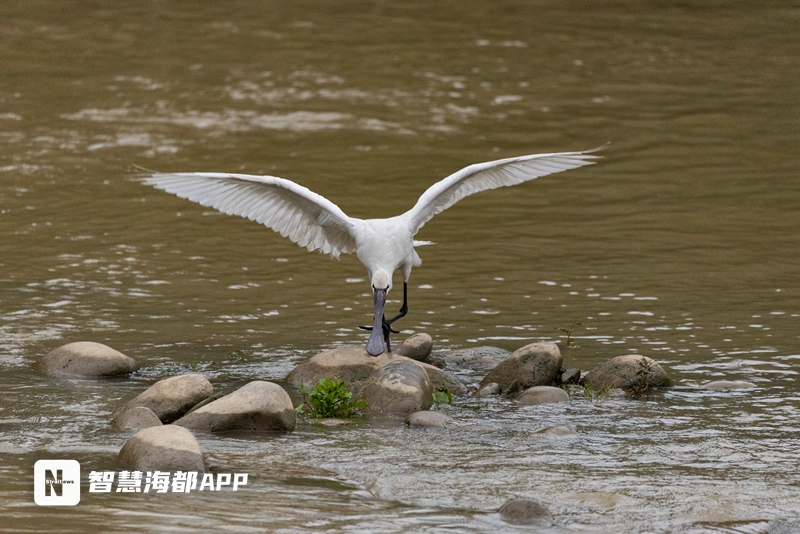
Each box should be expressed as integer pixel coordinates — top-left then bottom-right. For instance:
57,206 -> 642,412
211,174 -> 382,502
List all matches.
363,361 -> 433,415
115,374 -> 213,424
498,498 -> 552,525
40,341 -> 138,377
286,346 -> 467,398
479,342 -> 562,393
118,425 -> 205,472
393,333 -> 433,361
111,406 -> 162,431
517,386 -> 570,405
581,354 -> 670,391
174,381 -> 295,432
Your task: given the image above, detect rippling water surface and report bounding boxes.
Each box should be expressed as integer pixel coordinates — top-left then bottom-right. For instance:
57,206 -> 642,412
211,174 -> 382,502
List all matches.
1,2 -> 799,532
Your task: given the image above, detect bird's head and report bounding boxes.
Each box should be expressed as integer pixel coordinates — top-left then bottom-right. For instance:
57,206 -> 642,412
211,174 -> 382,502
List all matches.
371,269 -> 392,294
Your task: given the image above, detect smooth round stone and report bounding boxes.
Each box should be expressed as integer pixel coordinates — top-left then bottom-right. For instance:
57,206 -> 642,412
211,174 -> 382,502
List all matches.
581,354 -> 670,391
405,411 -> 455,428
703,380 -> 757,390
498,498 -> 552,525
115,374 -> 213,424
479,342 -> 562,392
393,333 -> 433,361
517,386 -> 569,405
40,341 -> 138,377
431,346 -> 510,373
174,381 -> 295,432
111,406 -> 162,431
119,425 -> 205,472
363,360 -> 433,415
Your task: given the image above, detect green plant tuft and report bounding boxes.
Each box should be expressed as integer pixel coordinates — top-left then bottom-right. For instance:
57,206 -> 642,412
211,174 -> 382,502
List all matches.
432,387 -> 452,406
556,318 -> 585,349
298,377 -> 367,418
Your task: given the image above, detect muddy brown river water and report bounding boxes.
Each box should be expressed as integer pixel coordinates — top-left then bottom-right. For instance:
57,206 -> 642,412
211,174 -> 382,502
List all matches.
1,2 -> 799,532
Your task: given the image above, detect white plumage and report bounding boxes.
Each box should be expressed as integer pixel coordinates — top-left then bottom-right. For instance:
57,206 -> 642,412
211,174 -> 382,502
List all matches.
144,147 -> 602,355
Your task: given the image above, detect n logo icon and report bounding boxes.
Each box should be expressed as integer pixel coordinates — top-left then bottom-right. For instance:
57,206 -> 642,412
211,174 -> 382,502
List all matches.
34,460 -> 80,506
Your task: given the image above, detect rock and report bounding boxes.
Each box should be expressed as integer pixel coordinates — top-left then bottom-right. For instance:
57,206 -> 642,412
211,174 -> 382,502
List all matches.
498,498 -> 552,525
560,367 -> 581,384
362,361 -> 433,415
517,386 -> 570,405
703,380 -> 757,390
476,382 -> 501,398
393,333 -> 433,361
174,381 -> 295,433
40,341 -> 138,377
111,406 -> 162,431
118,425 -> 205,472
405,411 -> 455,429
479,342 -> 562,393
115,374 -> 213,424
581,354 -> 670,391
429,346 -> 509,373
285,346 -> 467,399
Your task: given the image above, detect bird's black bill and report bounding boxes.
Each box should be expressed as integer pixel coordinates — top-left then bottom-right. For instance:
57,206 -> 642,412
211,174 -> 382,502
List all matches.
366,288 -> 387,356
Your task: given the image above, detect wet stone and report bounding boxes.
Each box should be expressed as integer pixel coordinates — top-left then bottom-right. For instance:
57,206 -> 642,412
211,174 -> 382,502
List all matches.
118,425 -> 205,472
363,360 -> 433,416
498,498 -> 553,526
476,382 -> 501,398
405,411 -> 455,428
111,406 -> 162,431
115,374 -> 213,424
581,354 -> 670,391
392,333 -> 433,361
517,385 -> 570,405
560,367 -> 581,384
174,380 -> 295,433
479,342 -> 562,393
40,341 -> 138,377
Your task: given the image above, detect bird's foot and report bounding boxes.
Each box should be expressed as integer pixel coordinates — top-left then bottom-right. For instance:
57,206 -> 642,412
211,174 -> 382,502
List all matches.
358,324 -> 399,335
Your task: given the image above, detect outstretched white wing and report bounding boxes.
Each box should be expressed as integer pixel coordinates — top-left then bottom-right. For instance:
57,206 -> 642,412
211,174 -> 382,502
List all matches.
144,172 -> 358,258
404,147 -> 604,233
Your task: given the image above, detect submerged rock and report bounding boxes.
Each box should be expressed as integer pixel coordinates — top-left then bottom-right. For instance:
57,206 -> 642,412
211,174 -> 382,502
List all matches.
479,342 -> 562,393
498,497 -> 552,525
429,346 -> 509,373
363,361 -> 432,415
405,411 -> 455,429
581,354 -> 670,391
392,333 -> 433,361
517,386 -> 570,405
703,380 -> 757,390
285,346 -> 467,400
115,374 -> 213,424
174,381 -> 295,432
119,425 -> 205,472
111,406 -> 162,431
40,341 -> 138,377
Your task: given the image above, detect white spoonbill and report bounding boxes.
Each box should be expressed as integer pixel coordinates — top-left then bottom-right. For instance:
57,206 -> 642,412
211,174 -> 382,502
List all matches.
144,147 -> 602,356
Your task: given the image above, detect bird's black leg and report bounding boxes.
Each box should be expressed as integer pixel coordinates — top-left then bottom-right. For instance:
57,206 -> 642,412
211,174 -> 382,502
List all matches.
359,282 -> 408,353
385,282 -> 408,327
